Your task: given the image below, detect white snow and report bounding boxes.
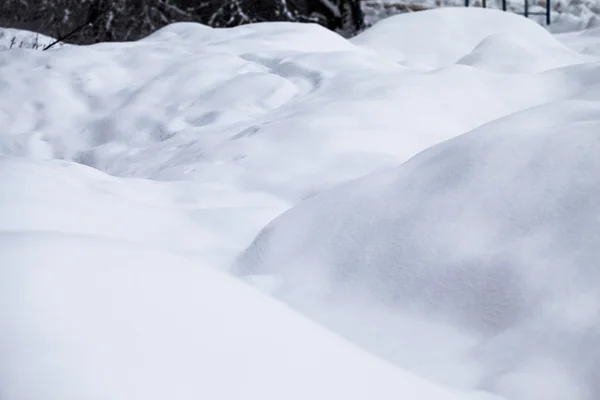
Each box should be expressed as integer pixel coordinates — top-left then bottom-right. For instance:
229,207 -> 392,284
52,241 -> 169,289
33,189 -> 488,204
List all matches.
353,8 -> 565,68
363,0 -> 600,34
0,27 -> 62,51
2,232 -> 502,400
456,32 -> 592,72
2,7 -> 600,400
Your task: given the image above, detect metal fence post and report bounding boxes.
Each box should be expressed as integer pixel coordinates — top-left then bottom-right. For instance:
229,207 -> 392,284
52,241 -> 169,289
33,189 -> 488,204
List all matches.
547,0 -> 551,24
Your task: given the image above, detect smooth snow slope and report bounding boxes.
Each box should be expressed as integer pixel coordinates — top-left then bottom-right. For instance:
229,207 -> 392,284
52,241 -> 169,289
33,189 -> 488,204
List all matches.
1,230 -> 502,400
236,68 -> 600,400
3,7 -> 600,400
0,157 -> 287,267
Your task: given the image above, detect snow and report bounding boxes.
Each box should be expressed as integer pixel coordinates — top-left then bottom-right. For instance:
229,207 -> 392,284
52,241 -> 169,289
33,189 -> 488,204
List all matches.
555,25 -> 600,55
2,233 -> 501,400
236,16 -> 600,400
0,158 -> 285,267
353,8 -> 561,68
363,0 -> 600,34
1,18 -> 590,202
0,27 -> 62,51
2,6 -> 600,400
456,32 -> 592,72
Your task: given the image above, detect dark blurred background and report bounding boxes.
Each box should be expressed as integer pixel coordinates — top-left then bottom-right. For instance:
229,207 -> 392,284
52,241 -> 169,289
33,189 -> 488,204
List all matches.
0,0 -> 366,44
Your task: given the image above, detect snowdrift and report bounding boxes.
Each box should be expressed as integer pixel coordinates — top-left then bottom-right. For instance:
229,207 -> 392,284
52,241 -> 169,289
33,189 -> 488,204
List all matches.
3,6 -> 600,400
1,232 -> 501,400
0,150 -> 499,400
457,32 -> 591,72
2,13 -> 594,204
352,8 -> 571,69
0,157 -> 286,267
236,97 -> 600,399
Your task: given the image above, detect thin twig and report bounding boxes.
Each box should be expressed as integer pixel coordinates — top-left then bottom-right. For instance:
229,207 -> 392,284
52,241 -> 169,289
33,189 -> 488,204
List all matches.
43,2 -> 114,51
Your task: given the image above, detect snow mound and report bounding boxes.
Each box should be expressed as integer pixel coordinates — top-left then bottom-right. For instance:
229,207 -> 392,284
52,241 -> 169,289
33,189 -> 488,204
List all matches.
0,157 -> 286,268
0,232 -> 499,400
1,21 -> 595,204
555,28 -> 600,56
4,16 -> 600,400
457,33 -> 592,72
236,98 -> 600,399
352,8 -> 560,69
143,21 -> 356,53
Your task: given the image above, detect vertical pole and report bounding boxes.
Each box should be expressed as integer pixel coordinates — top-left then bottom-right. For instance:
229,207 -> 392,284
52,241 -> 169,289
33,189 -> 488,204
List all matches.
482,0 -> 487,7
465,0 -> 470,7
547,0 -> 551,24
524,0 -> 529,17
502,0 -> 507,10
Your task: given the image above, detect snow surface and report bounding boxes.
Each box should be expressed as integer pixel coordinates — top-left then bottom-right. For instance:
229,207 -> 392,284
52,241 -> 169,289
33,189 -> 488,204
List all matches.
2,7 -> 600,400
2,231 -> 506,400
363,0 -> 600,33
237,97 -> 600,397
353,7 -> 577,68
0,27 -> 63,51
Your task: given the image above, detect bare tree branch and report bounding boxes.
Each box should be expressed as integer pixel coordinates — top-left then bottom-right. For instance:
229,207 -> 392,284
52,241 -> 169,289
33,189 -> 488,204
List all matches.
42,1 -> 113,50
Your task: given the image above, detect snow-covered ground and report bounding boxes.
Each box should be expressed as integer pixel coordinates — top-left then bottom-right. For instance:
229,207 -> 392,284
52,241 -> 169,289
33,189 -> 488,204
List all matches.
0,27 -> 62,51
2,7 -> 600,400
363,0 -> 600,33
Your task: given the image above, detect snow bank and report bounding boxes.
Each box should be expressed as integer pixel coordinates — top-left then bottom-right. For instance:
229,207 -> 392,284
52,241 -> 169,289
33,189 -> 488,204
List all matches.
1,16 -> 595,204
364,0 -> 600,34
3,9 -> 600,400
555,26 -> 600,55
457,32 -> 592,72
0,157 -> 286,268
352,8 -> 567,69
236,96 -> 600,399
0,231 -> 501,400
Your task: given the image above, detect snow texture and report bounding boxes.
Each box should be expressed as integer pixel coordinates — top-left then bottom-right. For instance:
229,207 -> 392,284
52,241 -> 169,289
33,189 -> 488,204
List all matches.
0,27 -> 62,50
3,7 -> 600,400
2,229 -> 506,400
237,13 -> 600,400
